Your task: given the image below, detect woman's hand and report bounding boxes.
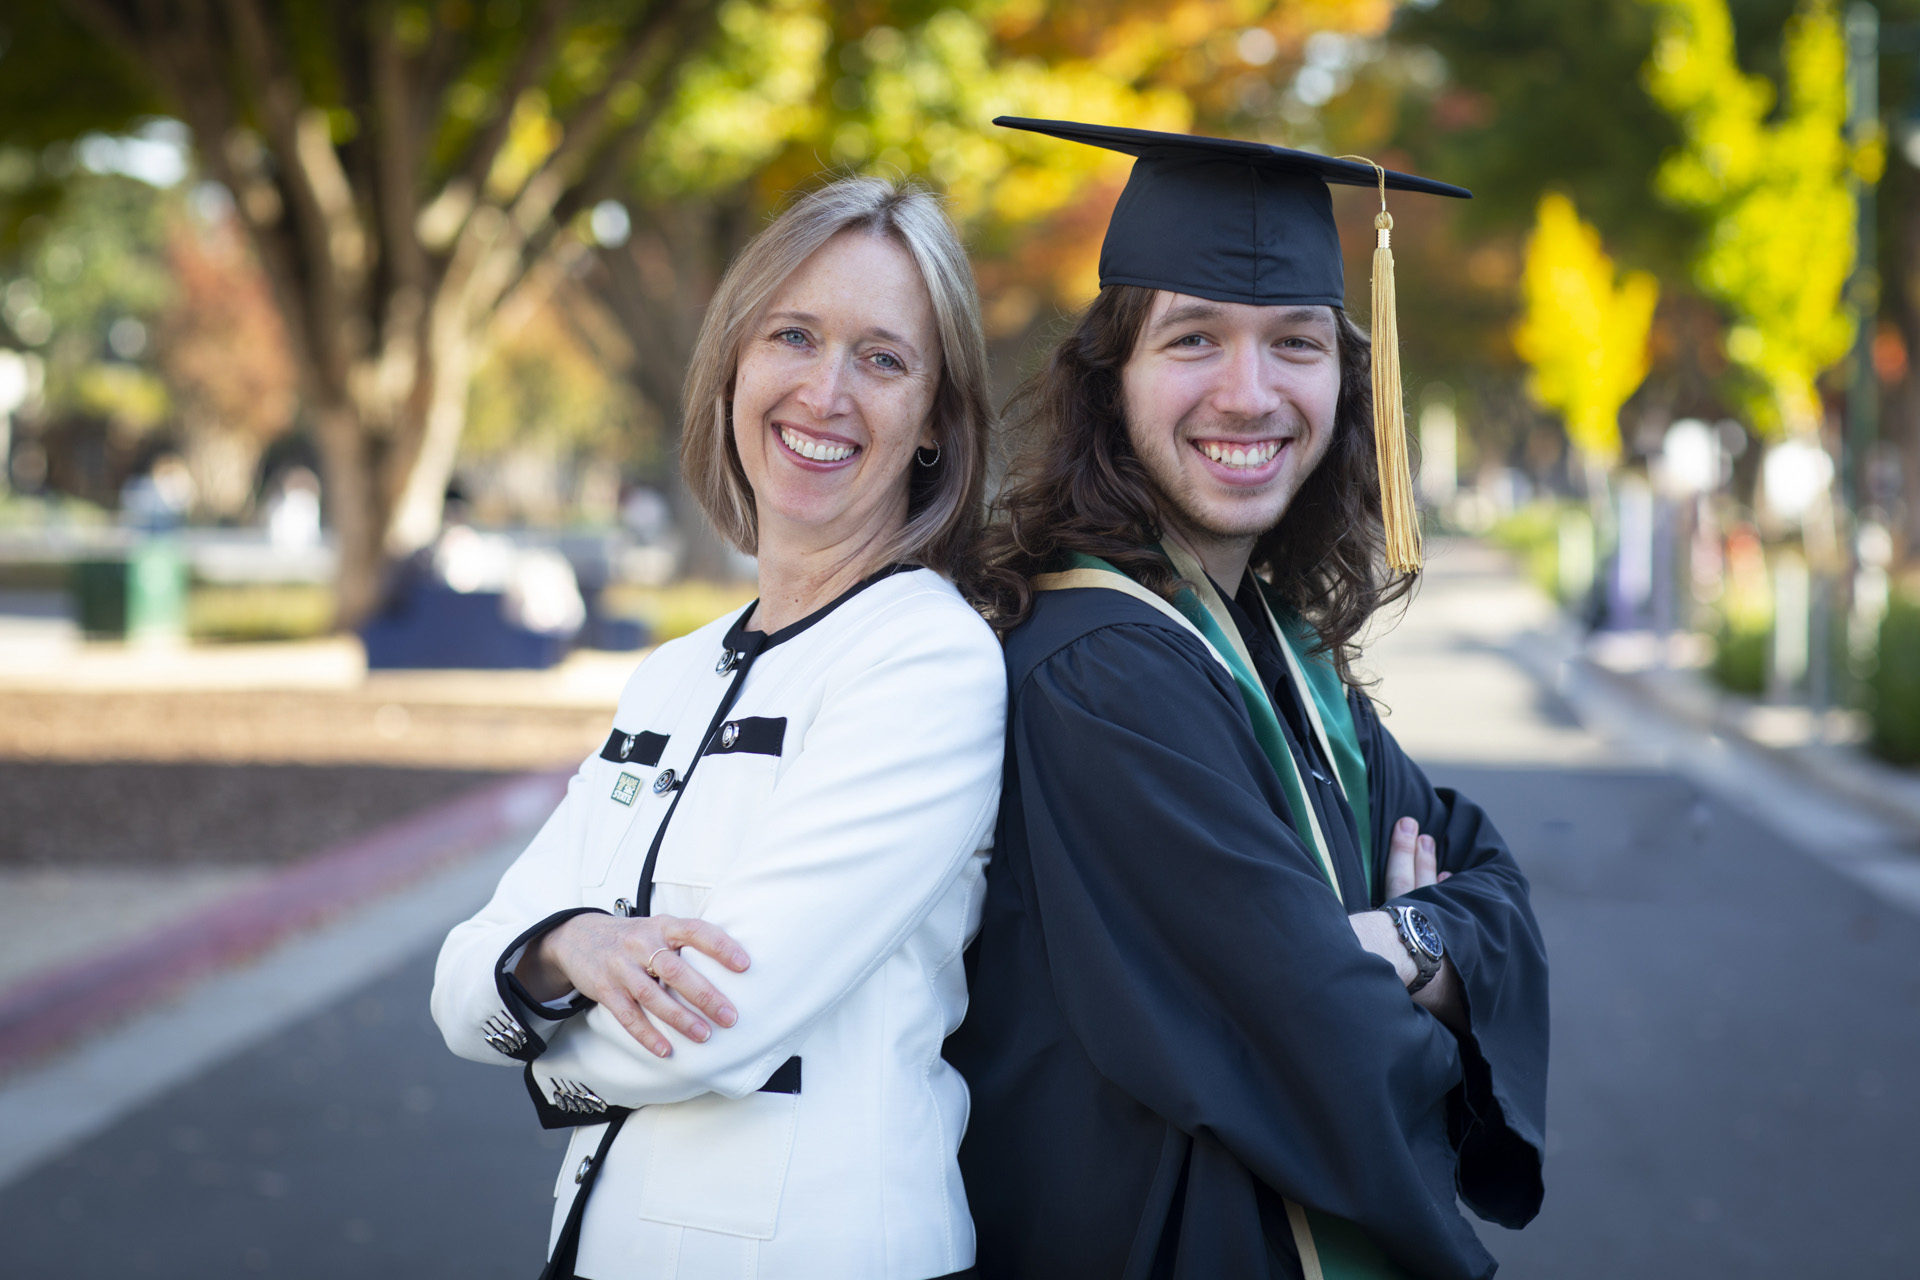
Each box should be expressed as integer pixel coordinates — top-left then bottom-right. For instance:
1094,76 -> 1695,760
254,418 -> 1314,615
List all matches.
518,914 -> 750,1058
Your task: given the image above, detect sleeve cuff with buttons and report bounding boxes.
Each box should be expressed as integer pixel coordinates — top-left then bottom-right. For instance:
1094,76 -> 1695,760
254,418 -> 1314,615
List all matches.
483,907 -> 609,1063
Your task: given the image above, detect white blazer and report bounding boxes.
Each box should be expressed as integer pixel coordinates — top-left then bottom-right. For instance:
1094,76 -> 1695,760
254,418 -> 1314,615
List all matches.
432,568 -> 1006,1280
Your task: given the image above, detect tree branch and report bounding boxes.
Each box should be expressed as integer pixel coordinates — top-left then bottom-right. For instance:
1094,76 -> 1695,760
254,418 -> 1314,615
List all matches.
370,10 -> 425,296
218,0 -> 361,383
409,0 -> 466,148
61,0 -> 144,64
516,0 -> 674,211
440,0 -> 568,202
64,0 -> 339,409
331,1 -> 379,230
498,0 -> 717,305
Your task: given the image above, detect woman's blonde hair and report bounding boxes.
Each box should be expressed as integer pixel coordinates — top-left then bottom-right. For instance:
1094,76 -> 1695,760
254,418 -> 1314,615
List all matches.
680,175 -> 991,583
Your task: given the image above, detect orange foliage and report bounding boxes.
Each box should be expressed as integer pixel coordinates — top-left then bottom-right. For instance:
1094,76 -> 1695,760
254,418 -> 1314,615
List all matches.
159,213 -> 297,447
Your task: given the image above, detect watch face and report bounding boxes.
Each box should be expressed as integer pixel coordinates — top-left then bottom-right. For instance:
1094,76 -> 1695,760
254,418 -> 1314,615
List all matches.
1408,910 -> 1444,959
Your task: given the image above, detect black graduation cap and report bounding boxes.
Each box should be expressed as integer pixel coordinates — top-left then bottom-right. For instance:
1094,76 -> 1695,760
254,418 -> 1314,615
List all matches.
993,116 -> 1468,574
992,116 -> 1469,309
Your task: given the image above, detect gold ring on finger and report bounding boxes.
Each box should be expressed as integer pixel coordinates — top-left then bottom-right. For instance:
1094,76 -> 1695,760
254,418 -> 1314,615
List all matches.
644,944 -> 676,978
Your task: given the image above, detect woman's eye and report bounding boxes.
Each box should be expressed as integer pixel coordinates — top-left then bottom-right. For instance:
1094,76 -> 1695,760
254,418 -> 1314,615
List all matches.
1174,334 -> 1208,347
872,352 -> 902,371
775,328 -> 808,346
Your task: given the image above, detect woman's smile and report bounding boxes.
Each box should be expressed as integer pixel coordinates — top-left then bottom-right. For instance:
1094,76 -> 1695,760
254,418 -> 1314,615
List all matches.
774,421 -> 861,468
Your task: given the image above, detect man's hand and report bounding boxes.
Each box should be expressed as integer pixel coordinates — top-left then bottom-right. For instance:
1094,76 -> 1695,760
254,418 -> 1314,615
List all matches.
1349,909 -> 1419,986
1350,816 -> 1467,1033
516,913 -> 750,1059
1384,814 -> 1448,898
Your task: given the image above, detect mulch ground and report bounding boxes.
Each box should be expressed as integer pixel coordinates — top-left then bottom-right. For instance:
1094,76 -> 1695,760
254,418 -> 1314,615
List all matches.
0,689 -> 608,868
0,761 -> 512,867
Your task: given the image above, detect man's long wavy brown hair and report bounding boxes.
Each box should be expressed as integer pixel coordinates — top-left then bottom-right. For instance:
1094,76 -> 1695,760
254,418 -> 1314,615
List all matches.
972,285 -> 1415,685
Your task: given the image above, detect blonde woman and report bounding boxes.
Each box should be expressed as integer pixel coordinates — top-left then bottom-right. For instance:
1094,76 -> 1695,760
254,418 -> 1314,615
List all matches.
432,177 -> 1003,1280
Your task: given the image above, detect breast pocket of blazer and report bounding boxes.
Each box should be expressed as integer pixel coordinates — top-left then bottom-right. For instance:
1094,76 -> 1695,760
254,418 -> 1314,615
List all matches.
651,717 -> 785,896
580,728 -> 672,887
636,1089 -> 800,1239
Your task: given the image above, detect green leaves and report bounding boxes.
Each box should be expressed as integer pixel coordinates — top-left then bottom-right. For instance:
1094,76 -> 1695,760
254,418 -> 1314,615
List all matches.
637,0 -> 831,197
1642,0 -> 1866,437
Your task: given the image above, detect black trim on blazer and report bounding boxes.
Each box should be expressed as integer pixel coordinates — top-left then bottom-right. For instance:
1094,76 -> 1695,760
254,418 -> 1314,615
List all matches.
631,565 -> 918,919
720,562 -> 918,655
525,1054 -> 804,1131
538,1107 -> 631,1280
493,907 -> 606,1059
759,1055 -> 803,1094
704,716 -> 786,758
600,729 -> 668,766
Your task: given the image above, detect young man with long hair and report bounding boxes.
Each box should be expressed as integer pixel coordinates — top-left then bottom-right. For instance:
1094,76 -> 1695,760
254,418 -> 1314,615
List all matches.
947,120 -> 1548,1280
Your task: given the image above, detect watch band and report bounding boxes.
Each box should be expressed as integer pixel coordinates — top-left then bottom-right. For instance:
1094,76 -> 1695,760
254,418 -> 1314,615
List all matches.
1384,904 -> 1443,994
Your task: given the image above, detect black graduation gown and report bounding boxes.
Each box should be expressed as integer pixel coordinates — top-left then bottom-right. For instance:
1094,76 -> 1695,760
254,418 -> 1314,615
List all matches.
946,582 -> 1548,1280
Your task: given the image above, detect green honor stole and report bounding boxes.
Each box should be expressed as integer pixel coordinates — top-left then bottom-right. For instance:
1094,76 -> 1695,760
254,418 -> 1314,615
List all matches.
1034,544 -> 1409,1280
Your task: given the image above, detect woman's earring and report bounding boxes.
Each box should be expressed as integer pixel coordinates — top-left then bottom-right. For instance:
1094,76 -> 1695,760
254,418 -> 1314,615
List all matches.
915,444 -> 942,468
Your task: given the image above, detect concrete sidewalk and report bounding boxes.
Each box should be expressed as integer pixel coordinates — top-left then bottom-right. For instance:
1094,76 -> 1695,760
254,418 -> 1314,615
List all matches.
0,771 -> 567,1076
0,625 -> 638,1180
1368,539 -> 1920,915
0,771 -> 563,1188
1579,633 -> 1920,836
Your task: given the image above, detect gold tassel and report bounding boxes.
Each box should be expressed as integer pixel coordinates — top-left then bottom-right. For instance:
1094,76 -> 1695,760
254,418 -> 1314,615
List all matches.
1370,208 -> 1421,574
1339,154 -> 1424,575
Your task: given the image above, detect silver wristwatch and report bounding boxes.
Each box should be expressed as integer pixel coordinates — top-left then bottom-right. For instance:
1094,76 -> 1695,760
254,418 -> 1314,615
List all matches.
1383,904 -> 1444,994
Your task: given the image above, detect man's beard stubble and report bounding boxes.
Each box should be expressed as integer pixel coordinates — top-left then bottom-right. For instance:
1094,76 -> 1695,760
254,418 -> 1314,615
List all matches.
1135,410 -> 1309,549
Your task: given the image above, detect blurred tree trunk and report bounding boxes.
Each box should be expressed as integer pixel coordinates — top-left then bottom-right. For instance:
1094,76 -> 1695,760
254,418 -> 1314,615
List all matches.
585,196 -> 757,580
64,0 -> 717,624
1898,185 -> 1920,566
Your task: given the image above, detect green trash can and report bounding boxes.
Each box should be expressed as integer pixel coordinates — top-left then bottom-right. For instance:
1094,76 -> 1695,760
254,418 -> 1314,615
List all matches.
127,538 -> 189,644
71,558 -> 130,637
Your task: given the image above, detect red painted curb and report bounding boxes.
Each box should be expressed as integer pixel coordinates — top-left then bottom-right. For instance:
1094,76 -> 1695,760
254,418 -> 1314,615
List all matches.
0,768 -> 568,1076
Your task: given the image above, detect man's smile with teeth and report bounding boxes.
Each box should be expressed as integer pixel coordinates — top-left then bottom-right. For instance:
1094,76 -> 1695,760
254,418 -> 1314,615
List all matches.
1195,439 -> 1284,469
778,424 -> 858,463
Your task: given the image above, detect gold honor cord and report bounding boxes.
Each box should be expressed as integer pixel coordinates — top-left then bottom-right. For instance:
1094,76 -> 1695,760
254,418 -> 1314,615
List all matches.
1335,156 -> 1422,575
1034,556 -> 1344,902
1154,539 -> 1354,895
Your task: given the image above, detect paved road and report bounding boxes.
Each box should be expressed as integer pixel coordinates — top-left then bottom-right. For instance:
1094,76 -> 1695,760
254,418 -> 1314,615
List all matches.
1444,761 -> 1920,1277
4,543 -> 1918,1278
1,949 -> 560,1277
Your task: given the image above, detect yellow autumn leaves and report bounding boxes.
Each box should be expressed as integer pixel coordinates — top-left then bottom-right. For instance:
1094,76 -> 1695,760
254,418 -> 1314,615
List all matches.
1515,193 -> 1659,464
643,0 -> 1394,306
